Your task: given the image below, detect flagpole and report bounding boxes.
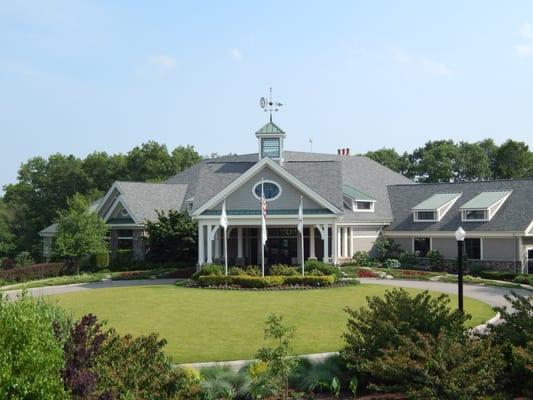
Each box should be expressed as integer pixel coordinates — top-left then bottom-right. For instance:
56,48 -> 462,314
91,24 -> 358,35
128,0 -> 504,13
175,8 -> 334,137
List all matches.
300,196 -> 304,276
224,227 -> 228,276
261,179 -> 265,277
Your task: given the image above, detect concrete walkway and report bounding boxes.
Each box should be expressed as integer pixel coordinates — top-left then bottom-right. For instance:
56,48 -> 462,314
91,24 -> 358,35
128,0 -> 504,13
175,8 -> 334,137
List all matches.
4,277 -> 530,370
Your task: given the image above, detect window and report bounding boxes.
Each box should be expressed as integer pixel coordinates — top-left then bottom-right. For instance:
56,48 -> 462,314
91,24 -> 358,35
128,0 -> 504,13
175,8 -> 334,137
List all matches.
187,202 -> 193,213
463,210 -> 487,221
414,238 -> 431,257
120,208 -> 129,217
261,138 -> 281,158
465,238 -> 482,260
414,211 -> 437,221
355,201 -> 374,211
253,181 -> 281,201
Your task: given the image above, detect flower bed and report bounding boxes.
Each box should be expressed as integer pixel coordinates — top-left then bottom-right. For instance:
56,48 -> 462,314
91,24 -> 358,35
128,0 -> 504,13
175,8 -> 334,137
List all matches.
196,274 -> 341,289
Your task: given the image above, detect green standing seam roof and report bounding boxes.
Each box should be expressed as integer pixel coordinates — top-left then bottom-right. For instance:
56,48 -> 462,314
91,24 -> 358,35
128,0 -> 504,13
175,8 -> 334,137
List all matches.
459,191 -> 512,210
342,184 -> 375,201
255,121 -> 285,135
412,193 -> 461,211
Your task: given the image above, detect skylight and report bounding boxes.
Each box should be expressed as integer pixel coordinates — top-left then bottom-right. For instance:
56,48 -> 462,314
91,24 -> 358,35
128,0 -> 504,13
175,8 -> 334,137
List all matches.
459,191 -> 512,222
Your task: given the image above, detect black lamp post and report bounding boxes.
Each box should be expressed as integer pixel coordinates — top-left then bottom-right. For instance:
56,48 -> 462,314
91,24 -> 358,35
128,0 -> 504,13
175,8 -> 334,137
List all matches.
455,227 -> 466,313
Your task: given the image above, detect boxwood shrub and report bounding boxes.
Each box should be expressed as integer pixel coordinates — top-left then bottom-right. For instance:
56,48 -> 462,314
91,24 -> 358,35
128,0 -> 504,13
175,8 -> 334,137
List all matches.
283,275 -> 337,286
197,274 -> 337,288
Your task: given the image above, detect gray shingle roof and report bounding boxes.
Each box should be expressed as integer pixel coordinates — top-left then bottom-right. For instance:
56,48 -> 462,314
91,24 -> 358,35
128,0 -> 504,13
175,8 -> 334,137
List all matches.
114,182 -> 188,223
387,179 -> 533,232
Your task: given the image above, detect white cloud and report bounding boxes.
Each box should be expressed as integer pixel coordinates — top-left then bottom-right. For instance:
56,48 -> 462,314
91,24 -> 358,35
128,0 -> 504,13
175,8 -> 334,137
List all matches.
516,44 -> 533,58
147,55 -> 177,70
520,23 -> 533,39
391,48 -> 452,76
228,48 -> 243,61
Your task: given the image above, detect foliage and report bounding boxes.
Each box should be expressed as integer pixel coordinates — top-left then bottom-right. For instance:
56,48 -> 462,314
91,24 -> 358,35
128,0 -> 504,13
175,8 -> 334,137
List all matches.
0,262 -> 67,283
304,260 -> 339,276
244,265 -> 261,276
172,145 -> 203,173
426,249 -> 444,270
229,266 -> 246,275
409,140 -> 459,182
477,270 -> 518,281
90,251 -> 110,271
513,274 -> 533,285
352,251 -> 371,267
494,139 -> 533,179
196,274 -> 337,288
283,275 -> 337,286
356,269 -> 379,278
109,249 -> 134,269
270,264 -> 298,276
382,258 -> 400,269
398,251 -> 417,268
54,194 -> 109,262
367,332 -> 504,399
192,264 -> 224,279
365,148 -> 412,176
255,314 -> 297,400
341,289 -> 469,376
289,355 -> 351,394
373,237 -> 400,261
0,198 -> 15,256
200,366 -> 251,400
115,267 -> 195,280
0,292 -> 71,399
15,250 -> 34,267
145,209 -> 197,263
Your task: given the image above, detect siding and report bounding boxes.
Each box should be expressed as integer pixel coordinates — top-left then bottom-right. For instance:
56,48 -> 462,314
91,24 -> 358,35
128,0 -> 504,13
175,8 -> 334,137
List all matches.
353,237 -> 378,256
483,238 -> 517,261
390,237 -> 412,253
211,167 -> 321,211
431,238 -> 457,259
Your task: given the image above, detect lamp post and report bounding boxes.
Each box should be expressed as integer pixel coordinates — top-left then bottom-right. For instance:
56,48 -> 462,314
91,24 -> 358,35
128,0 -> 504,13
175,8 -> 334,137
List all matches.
455,227 -> 466,313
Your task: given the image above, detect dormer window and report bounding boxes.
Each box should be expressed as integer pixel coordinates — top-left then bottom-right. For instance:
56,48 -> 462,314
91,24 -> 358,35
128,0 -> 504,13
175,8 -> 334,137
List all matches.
354,201 -> 375,212
460,191 -> 512,222
412,193 -> 461,223
343,185 -> 376,213
261,138 -> 280,159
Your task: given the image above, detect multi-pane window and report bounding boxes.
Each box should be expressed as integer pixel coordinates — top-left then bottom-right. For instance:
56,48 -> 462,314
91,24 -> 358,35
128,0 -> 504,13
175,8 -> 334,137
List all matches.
414,237 -> 431,257
463,210 -> 487,220
465,238 -> 482,260
261,138 -> 280,158
355,201 -> 373,210
414,211 -> 437,221
254,181 -> 281,200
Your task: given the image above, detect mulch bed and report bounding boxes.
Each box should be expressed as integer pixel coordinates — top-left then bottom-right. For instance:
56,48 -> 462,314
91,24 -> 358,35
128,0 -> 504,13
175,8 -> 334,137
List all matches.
186,281 -> 360,291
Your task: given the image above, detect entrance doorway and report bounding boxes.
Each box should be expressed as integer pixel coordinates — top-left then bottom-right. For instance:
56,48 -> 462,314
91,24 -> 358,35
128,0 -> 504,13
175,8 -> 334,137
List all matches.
528,249 -> 533,274
265,228 -> 298,266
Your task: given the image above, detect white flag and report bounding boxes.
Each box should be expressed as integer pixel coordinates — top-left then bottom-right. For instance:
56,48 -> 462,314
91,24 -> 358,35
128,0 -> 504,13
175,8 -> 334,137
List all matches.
261,187 -> 268,245
220,199 -> 228,230
297,197 -> 303,235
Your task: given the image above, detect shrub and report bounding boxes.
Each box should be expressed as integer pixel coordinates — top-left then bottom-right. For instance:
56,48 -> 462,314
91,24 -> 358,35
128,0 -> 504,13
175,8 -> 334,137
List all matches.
110,249 -> 134,270
245,265 -> 261,276
270,264 -> 298,276
305,260 -> 339,276
478,271 -> 518,281
426,249 -> 444,270
192,264 -> 224,280
0,293 -> 71,399
200,366 -> 251,400
91,251 -> 110,271
1,257 -> 16,269
383,258 -> 401,269
398,251 -> 417,268
15,251 -> 35,268
197,275 -> 230,287
0,263 -> 67,283
352,251 -> 371,267
232,275 -> 285,288
114,267 -> 196,281
468,263 -> 486,275
356,269 -> 379,278
367,332 -> 504,399
513,274 -> 533,285
341,289 -> 469,377
290,355 -> 352,394
229,266 -> 246,275
283,275 -> 336,286
374,237 -> 401,260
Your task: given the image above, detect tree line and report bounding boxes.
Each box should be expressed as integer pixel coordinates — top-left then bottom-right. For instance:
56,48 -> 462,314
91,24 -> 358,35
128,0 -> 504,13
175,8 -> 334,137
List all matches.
365,138 -> 533,182
0,141 -> 202,257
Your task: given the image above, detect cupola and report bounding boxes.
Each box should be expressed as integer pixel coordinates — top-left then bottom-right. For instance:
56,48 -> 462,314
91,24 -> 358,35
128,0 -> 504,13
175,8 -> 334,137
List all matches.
255,121 -> 286,163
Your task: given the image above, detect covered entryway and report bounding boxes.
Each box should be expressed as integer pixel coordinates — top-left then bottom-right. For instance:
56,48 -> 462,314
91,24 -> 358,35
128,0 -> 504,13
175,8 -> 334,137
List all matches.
528,249 -> 533,274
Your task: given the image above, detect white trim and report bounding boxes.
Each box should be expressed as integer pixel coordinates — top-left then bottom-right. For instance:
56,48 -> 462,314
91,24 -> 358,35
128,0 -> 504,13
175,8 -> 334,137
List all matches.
412,193 -> 462,222
412,237 -> 432,256
460,191 -> 512,222
352,200 -> 376,213
384,230 -> 524,238
413,210 -> 438,222
464,237 -> 483,261
524,245 -> 533,274
525,220 -> 533,236
96,182 -> 121,217
461,209 -> 489,222
252,180 -> 282,202
102,196 -> 140,225
353,235 -> 379,239
192,157 -> 342,216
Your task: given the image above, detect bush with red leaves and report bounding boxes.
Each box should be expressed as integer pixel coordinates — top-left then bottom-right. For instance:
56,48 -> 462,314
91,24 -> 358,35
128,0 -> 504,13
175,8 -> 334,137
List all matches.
357,269 -> 379,278
0,263 -> 67,282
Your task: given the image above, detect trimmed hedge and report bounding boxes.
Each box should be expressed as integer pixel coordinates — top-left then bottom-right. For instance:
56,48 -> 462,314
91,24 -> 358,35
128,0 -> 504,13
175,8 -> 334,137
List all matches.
0,263 -> 67,283
477,271 -> 518,281
197,274 -> 337,288
113,268 -> 196,281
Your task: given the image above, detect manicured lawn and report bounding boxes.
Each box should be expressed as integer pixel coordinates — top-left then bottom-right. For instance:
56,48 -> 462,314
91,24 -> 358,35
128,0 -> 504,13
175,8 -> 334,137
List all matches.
48,284 -> 494,363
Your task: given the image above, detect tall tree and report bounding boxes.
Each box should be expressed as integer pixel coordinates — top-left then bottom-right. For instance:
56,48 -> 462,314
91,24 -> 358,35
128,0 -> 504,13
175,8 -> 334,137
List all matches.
494,140 -> 533,179
82,151 -> 128,192
479,138 -> 499,179
54,194 -> 108,262
171,145 -> 202,173
0,198 -> 15,256
456,142 -> 492,181
410,140 -> 459,182
126,141 -> 175,182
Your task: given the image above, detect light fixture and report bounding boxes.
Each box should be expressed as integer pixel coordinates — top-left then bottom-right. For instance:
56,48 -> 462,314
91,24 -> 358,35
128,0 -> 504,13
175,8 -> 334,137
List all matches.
455,227 -> 466,242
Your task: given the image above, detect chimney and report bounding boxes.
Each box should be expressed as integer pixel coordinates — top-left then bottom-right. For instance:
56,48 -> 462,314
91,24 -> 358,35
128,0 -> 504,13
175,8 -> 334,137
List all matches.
337,149 -> 341,155
346,148 -> 350,155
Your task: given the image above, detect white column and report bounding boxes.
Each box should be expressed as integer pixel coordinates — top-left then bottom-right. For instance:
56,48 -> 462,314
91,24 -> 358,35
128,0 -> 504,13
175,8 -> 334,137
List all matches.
309,227 -> 316,259
348,227 -> 353,259
237,227 -> 243,258
198,224 -> 205,268
332,223 -> 338,265
214,229 -> 221,259
342,227 -> 348,258
323,224 -> 329,263
206,225 -> 213,264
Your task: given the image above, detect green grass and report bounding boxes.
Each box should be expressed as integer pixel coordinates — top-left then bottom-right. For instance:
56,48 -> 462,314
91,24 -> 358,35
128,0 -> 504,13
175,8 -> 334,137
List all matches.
0,273 -> 108,291
48,284 -> 494,364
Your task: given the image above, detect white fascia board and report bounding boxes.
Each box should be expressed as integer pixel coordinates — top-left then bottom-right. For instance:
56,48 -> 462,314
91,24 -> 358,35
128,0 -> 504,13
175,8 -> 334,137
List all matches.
383,230 -> 523,238
103,196 -> 140,225
193,216 -> 337,226
96,182 -> 122,217
192,157 -> 342,217
525,220 -> 533,236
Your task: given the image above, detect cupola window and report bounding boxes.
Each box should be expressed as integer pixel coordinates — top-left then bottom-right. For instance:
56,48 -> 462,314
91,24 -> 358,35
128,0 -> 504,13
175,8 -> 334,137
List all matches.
261,138 -> 280,158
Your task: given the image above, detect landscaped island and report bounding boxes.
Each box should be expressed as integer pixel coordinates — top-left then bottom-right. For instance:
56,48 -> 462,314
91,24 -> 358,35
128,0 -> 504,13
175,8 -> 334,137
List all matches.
48,283 -> 494,363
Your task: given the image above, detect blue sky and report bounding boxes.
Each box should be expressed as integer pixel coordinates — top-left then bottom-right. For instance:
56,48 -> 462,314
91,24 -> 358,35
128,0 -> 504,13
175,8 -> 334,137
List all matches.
1,1 -> 533,188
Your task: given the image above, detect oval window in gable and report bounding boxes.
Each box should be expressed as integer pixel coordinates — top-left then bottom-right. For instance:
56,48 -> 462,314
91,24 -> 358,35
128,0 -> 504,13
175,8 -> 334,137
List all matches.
253,181 -> 281,201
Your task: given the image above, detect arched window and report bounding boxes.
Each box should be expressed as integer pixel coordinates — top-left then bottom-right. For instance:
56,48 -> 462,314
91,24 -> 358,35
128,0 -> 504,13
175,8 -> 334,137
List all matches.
253,181 -> 281,201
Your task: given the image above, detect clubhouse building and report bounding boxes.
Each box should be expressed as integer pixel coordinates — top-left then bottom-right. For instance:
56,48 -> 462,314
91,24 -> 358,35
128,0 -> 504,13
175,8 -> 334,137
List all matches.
40,120 -> 533,273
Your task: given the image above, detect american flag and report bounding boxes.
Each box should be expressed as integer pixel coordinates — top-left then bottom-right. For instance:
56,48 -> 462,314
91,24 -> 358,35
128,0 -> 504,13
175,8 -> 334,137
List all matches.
261,183 -> 267,245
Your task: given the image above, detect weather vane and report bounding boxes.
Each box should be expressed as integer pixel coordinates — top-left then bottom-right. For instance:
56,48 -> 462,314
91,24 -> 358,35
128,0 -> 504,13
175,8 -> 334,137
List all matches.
259,88 -> 283,122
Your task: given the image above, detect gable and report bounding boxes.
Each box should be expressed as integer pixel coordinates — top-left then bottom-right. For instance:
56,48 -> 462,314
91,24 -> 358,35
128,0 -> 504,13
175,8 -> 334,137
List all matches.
105,201 -> 137,225
208,165 -> 323,213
